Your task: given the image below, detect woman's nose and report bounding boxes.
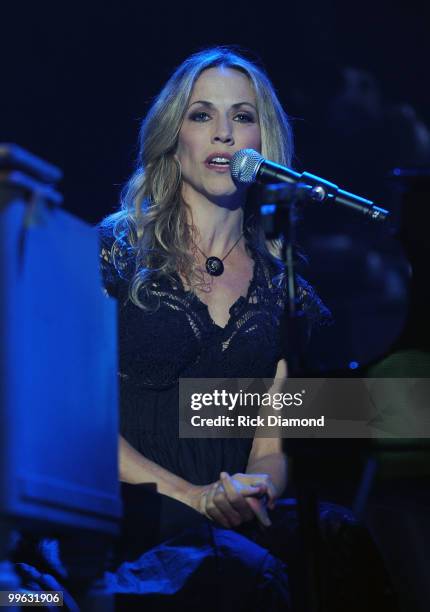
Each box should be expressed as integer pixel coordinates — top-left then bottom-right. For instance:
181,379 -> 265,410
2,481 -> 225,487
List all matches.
211,117 -> 234,144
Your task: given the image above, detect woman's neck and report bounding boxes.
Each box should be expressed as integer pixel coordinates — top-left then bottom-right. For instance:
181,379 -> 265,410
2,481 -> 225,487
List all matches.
185,193 -> 246,257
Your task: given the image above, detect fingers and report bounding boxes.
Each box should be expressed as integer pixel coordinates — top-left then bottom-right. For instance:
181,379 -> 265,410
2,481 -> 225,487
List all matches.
204,481 -> 243,528
220,471 -> 264,495
220,473 -> 259,523
228,472 -> 278,523
201,472 -> 278,529
232,472 -> 278,506
223,472 -> 272,527
245,496 -> 272,527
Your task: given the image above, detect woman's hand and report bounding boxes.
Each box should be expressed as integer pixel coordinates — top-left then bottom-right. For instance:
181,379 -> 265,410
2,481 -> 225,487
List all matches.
230,471 -> 279,511
185,476 -> 262,528
186,471 -> 278,529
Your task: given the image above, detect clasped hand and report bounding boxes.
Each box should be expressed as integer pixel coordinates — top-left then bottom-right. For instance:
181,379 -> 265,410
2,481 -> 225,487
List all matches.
195,472 -> 278,529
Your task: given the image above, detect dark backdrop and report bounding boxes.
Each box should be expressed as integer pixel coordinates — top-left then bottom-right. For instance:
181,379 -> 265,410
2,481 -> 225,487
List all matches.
2,0 -> 428,221
2,0 -> 428,368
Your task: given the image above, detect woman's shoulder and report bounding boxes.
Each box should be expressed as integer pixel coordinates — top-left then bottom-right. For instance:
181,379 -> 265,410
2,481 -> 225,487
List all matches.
295,273 -> 333,328
253,242 -> 332,328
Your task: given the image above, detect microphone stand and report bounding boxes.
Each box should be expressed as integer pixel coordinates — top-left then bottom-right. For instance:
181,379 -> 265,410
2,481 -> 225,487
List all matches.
262,181 -> 327,612
261,180 -> 316,374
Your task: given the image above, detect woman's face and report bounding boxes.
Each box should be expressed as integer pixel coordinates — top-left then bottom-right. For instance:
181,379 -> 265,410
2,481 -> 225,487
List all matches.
175,67 -> 261,205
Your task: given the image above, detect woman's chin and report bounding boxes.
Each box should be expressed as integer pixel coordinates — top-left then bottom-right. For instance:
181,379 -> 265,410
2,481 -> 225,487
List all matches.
203,180 -> 243,200
183,180 -> 246,207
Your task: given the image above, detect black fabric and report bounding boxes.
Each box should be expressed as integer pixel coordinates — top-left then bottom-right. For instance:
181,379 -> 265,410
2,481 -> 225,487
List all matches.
114,485 -> 399,612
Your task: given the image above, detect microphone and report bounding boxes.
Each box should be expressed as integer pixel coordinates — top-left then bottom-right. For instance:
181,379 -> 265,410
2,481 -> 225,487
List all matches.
230,149 -> 388,222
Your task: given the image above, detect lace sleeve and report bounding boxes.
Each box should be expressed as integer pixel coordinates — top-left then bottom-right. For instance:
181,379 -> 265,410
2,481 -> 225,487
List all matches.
278,274 -> 333,361
296,274 -> 333,331
98,223 -> 132,299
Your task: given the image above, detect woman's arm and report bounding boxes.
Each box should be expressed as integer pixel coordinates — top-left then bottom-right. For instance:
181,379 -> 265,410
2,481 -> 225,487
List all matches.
119,435 -> 262,524
245,441 -> 288,500
119,434 -> 196,505
203,359 -> 289,528
120,434 -> 271,528
245,358 -> 289,498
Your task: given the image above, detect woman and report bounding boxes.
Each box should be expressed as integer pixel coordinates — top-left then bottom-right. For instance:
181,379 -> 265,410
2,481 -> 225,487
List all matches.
101,47 -> 296,521
99,47 -> 397,611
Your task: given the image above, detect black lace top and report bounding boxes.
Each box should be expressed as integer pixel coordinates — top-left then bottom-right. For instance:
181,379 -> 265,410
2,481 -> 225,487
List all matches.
99,224 -> 330,485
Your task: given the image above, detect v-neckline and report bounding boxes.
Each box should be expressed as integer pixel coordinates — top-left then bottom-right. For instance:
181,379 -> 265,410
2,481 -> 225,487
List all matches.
174,246 -> 259,332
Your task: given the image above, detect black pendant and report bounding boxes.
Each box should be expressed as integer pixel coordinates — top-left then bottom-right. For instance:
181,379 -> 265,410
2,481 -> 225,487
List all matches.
205,256 -> 224,276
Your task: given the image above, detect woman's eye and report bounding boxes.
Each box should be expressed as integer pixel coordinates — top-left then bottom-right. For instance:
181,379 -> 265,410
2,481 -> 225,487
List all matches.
234,113 -> 254,123
188,110 -> 255,123
189,111 -> 210,122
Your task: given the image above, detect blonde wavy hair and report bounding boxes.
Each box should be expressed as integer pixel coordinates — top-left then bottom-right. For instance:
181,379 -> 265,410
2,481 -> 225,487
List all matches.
100,46 -> 294,309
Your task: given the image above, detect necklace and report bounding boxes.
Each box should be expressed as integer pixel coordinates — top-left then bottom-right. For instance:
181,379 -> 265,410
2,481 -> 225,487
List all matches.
194,231 -> 245,276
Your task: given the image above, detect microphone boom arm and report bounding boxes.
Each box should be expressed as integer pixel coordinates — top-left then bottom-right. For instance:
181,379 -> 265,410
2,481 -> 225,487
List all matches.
230,149 -> 389,222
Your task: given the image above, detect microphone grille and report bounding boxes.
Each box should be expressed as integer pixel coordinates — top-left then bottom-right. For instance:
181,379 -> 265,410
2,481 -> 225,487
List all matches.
230,149 -> 264,184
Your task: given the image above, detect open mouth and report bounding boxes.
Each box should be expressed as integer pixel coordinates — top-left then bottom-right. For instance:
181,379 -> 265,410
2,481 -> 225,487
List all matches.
205,154 -> 232,168
208,157 -> 230,167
